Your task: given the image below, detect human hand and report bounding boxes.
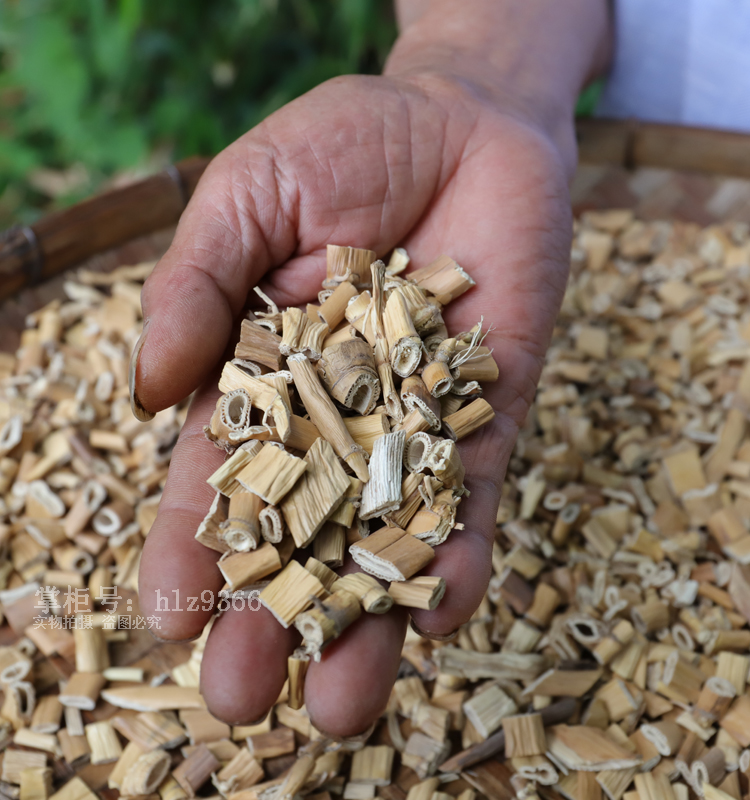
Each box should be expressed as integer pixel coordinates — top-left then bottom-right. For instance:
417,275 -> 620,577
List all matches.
132,0 -> 616,729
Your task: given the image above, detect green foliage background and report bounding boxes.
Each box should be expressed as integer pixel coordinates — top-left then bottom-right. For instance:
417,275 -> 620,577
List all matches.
0,0 -> 396,227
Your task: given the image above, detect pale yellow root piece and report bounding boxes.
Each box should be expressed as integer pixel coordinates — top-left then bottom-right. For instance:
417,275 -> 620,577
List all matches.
235,443 -> 307,506
288,649 -> 310,710
442,397 -> 495,441
388,575 -> 446,611
218,541 -> 283,591
287,353 -> 369,481
280,436 -> 351,548
408,254 -> 476,304
332,572 -> 393,613
319,338 -> 380,415
383,288 -> 422,378
295,589 -> 362,654
349,525 -> 435,582
259,560 -> 329,628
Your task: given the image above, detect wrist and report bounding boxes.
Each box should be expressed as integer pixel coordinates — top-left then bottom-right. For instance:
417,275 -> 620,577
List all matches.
384,0 -> 612,173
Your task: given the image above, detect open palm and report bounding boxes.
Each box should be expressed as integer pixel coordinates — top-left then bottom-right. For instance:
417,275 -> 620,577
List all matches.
136,72 -> 573,734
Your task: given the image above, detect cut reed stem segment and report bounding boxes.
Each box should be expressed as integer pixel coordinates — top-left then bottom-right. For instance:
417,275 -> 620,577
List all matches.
501,713 -> 547,758
280,436 -> 351,548
85,720 -> 123,765
20,766 -> 53,800
205,388 -> 251,447
287,649 -> 309,710
218,541 -> 283,591
73,627 -> 108,673
442,398 -> 495,441
259,504 -> 285,543
370,261 -> 403,422
295,589 -> 362,655
350,745 -> 395,786
401,375 -> 442,431
328,477 -> 363,527
206,440 -> 263,497
3,751 -> 47,787
235,319 -> 284,370
172,743 -> 220,796
463,684 -> 518,738
350,525 -> 435,582
384,289 -> 422,378
120,750 -> 171,797
59,673 -> 106,711
422,338 -> 456,399
409,254 -> 476,304
406,489 -> 459,546
317,279 -> 360,331
218,362 -> 291,442
219,490 -> 264,552
235,444 -> 307,506
325,244 -> 377,288
343,412 -> 390,455
360,430 -> 406,520
280,306 -> 329,360
247,727 -> 296,759
319,338 -> 380,415
195,491 -> 230,552
259,560 -> 329,628
313,521 -> 346,567
287,353 -> 369,481
332,572 -> 393,614
389,576 -> 446,610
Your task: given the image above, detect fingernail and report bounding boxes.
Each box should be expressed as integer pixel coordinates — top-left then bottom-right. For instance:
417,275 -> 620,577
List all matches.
410,619 -> 459,642
129,320 -> 155,422
325,721 -> 376,745
149,629 -> 202,644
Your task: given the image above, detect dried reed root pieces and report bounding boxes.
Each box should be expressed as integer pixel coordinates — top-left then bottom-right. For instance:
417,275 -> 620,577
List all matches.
332,572 -> 393,613
319,338 -> 380,415
384,288 -> 422,378
359,430 -> 406,520
235,443 -> 307,505
259,560 -> 329,628
185,240 -> 494,731
287,353 -> 369,482
295,589 -> 362,655
235,319 -> 284,370
15,214 -> 750,798
401,375 -> 442,430
349,525 -> 435,582
280,437 -> 351,548
388,575 -> 446,610
325,244 -> 377,288
409,254 -> 476,304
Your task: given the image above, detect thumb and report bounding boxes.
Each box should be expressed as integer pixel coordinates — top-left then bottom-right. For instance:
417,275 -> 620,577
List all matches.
130,143 -> 297,419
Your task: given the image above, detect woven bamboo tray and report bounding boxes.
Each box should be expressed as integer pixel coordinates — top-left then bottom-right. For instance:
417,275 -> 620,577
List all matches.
4,120 -> 750,339
2,120 -> 750,797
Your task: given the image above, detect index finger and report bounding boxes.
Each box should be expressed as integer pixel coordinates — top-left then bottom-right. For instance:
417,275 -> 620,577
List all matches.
138,383 -> 226,640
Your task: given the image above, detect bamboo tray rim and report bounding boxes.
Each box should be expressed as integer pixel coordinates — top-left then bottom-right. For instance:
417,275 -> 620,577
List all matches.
3,120 -> 750,301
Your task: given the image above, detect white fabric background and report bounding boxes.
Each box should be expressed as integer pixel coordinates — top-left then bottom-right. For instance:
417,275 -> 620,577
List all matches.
597,0 -> 750,132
